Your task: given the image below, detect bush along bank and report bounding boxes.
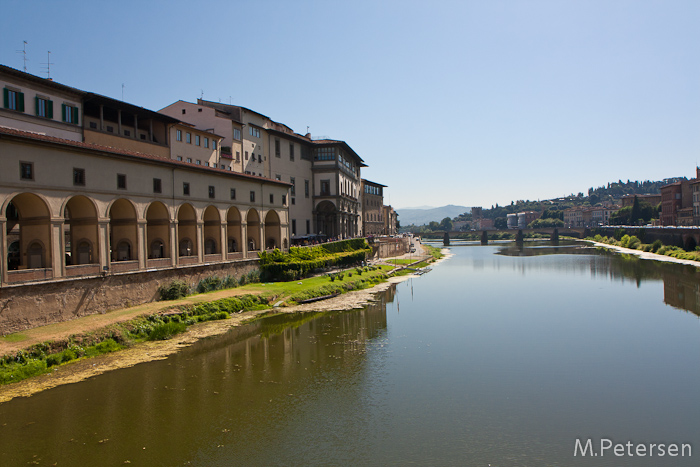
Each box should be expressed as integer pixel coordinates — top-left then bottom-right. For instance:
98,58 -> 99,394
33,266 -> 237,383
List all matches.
258,239 -> 371,282
589,234 -> 700,262
0,294 -> 270,386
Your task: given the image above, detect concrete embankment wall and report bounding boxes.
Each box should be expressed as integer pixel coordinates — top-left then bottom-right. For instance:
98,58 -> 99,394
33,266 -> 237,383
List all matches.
370,237 -> 410,259
0,260 -> 259,336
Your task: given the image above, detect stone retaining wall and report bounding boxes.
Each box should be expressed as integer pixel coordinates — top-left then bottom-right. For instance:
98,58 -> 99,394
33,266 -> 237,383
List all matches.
0,260 -> 259,336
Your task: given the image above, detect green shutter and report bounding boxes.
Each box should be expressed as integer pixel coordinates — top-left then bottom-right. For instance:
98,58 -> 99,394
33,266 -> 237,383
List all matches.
73,106 -> 79,125
3,88 -> 8,109
17,92 -> 24,112
47,100 -> 53,119
61,103 -> 67,122
35,96 -> 40,116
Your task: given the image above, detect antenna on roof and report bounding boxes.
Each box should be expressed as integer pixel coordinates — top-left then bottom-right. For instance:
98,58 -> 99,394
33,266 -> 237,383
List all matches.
122,83 -> 125,101
200,89 -> 204,100
229,96 -> 232,105
42,51 -> 54,79
16,41 -> 28,72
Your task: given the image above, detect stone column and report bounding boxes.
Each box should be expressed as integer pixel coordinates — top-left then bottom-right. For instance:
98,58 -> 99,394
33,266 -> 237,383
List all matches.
97,218 -> 110,272
220,221 -> 227,260
137,219 -> 147,269
50,217 -> 65,278
241,222 -> 248,258
260,222 -> 265,251
196,220 -> 204,263
170,220 -> 178,266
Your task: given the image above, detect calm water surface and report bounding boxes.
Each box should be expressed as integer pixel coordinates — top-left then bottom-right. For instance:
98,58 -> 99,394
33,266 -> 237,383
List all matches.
0,241 -> 699,466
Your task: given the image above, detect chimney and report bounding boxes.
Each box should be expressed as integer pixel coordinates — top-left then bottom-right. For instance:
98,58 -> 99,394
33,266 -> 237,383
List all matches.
305,132 -> 311,139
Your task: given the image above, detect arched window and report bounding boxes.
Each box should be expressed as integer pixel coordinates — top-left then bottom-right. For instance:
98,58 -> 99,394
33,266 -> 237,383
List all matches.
248,238 -> 256,251
77,240 -> 92,265
28,242 -> 44,269
117,241 -> 131,261
151,240 -> 165,259
179,238 -> 193,256
205,238 -> 217,255
228,238 -> 237,253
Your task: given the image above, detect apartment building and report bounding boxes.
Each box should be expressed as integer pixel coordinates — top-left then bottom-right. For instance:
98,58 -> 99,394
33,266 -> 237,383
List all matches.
0,64 -> 290,287
361,179 -> 385,235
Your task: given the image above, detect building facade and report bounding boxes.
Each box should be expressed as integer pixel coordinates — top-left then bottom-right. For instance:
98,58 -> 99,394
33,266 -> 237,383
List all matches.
361,179 -> 385,235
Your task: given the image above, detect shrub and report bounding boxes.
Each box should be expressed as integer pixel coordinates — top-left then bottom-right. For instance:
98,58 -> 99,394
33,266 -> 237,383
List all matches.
627,236 -> 641,250
147,322 -> 187,341
158,280 -> 189,300
197,275 -> 223,293
620,234 -> 631,248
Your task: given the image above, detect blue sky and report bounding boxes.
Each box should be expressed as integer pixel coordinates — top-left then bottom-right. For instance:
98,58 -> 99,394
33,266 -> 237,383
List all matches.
2,0 -> 698,209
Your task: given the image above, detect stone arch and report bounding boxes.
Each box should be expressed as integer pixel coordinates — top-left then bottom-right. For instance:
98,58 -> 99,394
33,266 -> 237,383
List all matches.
264,210 -> 281,250
226,207 -> 242,254
203,206 -> 221,255
315,200 -> 337,238
109,198 -> 138,262
146,201 -> 170,259
247,208 -> 260,252
177,203 -> 197,257
64,195 -> 99,265
5,192 -> 52,271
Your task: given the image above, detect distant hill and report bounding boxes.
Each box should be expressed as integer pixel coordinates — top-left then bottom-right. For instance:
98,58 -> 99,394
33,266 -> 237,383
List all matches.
397,205 -> 471,226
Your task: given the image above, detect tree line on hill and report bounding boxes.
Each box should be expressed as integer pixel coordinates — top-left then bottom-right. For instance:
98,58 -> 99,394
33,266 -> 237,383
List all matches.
400,177 -> 673,233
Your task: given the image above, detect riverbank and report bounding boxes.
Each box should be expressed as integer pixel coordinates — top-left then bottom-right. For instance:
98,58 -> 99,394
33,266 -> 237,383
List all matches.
586,239 -> 700,268
0,244 -> 437,403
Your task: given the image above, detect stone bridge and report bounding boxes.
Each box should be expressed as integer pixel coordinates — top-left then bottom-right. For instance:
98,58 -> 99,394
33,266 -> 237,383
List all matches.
427,228 -> 589,246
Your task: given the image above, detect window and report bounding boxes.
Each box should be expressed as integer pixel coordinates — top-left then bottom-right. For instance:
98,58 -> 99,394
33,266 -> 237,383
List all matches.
306,220 -> 310,234
153,178 -> 162,193
89,121 -> 97,129
3,88 -> 24,111
248,126 -> 261,138
305,180 -> 309,198
275,139 -> 280,157
195,135 -> 200,146
208,186 -> 215,199
176,156 -> 183,161
20,162 -> 33,180
204,137 -> 209,148
182,109 -> 186,115
233,128 -> 241,140
275,174 -> 281,181
230,188 -> 236,200
291,198 -> 295,205
196,160 -> 201,165
321,180 -> 330,196
176,129 -> 182,141
35,96 -> 52,118
62,103 -> 79,124
292,220 -> 296,236
270,194 -> 274,203
117,174 -> 127,189
290,177 -> 296,195
205,162 -> 210,167
186,133 -> 191,144
106,125 -> 114,132
315,147 -> 335,161
73,168 -> 85,186
236,151 -> 240,161
124,129 -> 130,136
245,151 -> 249,160
250,191 -> 255,202
212,140 -> 217,150
186,158 -> 192,163
290,143 -> 295,161
183,182 -> 190,195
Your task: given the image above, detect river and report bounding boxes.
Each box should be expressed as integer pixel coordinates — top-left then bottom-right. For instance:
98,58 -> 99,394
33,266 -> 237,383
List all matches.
0,240 -> 698,466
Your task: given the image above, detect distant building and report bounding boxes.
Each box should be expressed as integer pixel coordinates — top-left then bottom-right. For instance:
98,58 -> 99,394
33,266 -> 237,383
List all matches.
517,211 -> 539,229
361,179 -> 385,236
621,194 -> 661,208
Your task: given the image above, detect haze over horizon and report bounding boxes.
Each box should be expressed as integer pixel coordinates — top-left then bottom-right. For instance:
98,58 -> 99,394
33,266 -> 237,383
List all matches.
2,0 -> 697,209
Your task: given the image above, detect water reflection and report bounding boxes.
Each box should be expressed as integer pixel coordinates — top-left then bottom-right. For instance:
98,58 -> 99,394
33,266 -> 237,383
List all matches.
0,289 -> 395,466
495,241 -> 700,316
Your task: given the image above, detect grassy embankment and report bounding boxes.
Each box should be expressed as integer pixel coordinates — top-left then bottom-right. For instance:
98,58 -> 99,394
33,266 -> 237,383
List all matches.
589,234 -> 700,262
0,239 -> 423,386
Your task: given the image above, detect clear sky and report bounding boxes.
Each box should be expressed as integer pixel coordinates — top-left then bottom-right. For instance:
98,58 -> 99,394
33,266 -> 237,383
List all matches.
2,0 -> 698,209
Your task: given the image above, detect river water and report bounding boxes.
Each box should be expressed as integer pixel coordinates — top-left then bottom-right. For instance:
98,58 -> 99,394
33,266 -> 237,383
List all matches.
0,241 -> 699,466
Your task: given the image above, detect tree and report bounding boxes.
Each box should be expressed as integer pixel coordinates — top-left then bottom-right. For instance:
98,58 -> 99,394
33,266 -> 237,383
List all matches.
494,217 -> 507,229
630,196 -> 641,226
428,221 -> 439,231
439,217 -> 453,231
